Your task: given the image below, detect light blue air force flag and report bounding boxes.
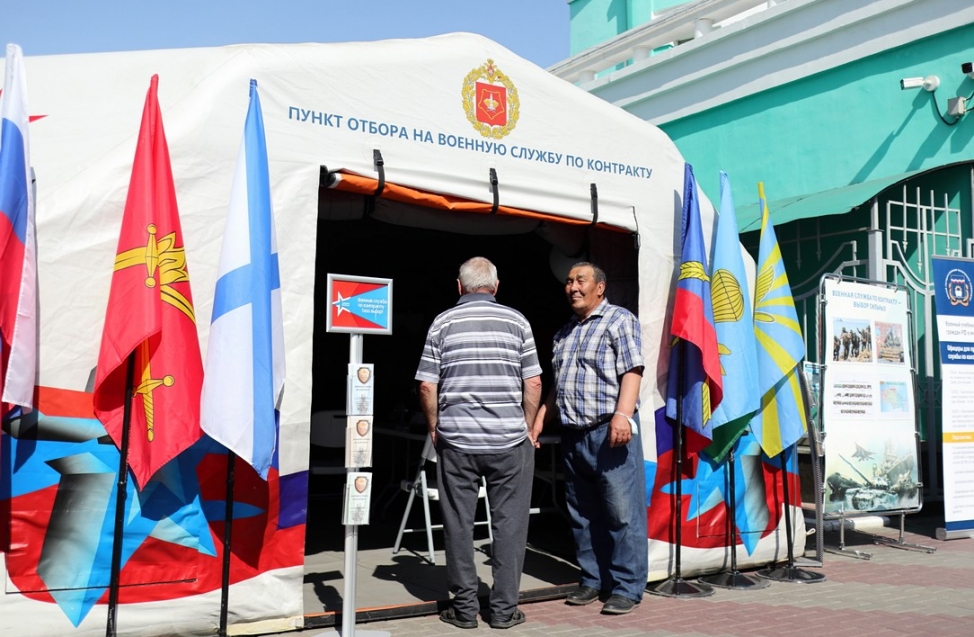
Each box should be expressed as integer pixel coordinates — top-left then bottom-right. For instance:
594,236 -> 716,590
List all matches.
201,80 -> 285,480
704,171 -> 761,462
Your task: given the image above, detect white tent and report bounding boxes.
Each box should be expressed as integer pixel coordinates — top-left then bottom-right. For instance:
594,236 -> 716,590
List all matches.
27,33 -> 689,428
1,34 -> 804,637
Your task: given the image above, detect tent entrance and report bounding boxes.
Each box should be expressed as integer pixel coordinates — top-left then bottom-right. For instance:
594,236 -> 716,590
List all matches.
303,171 -> 638,623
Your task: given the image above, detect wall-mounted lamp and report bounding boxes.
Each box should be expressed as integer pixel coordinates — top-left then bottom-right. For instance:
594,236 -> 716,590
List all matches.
900,75 -> 940,91
963,62 -> 974,80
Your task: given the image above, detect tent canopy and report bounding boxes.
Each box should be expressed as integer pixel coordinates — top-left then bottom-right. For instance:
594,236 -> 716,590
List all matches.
735,168 -> 931,232
19,33 -> 711,464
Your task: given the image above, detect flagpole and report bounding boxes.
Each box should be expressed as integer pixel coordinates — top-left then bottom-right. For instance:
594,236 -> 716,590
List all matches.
648,341 -> 714,598
106,354 -> 135,637
218,452 -> 237,637
699,441 -> 769,590
757,445 -> 826,583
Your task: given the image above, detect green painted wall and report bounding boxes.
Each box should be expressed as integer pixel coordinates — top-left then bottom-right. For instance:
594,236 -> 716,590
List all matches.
569,0 -> 629,55
568,0 -> 685,55
658,23 -> 974,216
572,8 -> 974,454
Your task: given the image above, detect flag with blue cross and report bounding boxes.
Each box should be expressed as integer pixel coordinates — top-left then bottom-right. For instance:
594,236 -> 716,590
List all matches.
201,79 -> 285,480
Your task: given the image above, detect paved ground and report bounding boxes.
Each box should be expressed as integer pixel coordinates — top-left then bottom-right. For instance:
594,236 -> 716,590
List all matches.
300,504 -> 974,637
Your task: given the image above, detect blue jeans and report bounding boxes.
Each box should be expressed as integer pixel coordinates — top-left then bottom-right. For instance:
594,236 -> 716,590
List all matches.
561,418 -> 648,602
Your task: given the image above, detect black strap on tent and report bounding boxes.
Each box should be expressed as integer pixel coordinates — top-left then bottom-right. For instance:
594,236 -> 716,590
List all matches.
590,183 -> 599,225
630,207 -> 641,250
319,165 -> 338,188
363,149 -> 385,220
372,149 -> 386,197
489,168 -> 500,214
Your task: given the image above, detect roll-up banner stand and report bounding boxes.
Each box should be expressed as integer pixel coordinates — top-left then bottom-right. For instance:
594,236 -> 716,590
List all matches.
931,257 -> 974,541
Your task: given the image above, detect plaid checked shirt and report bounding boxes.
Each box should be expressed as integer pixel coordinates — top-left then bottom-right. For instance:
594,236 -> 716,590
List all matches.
551,298 -> 644,429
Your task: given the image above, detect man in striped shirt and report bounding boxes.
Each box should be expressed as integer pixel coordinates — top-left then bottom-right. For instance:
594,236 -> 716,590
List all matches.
534,261 -> 647,616
416,256 -> 542,630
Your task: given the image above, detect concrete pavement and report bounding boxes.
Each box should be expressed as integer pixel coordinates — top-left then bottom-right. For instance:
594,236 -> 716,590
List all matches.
301,504 -> 974,637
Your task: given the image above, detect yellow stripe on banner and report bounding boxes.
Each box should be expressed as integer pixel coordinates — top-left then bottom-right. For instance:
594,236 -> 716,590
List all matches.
943,432 -> 974,443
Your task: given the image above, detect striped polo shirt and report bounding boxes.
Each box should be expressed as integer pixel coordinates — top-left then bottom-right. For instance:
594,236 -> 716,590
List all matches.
552,298 -> 644,429
416,293 -> 542,453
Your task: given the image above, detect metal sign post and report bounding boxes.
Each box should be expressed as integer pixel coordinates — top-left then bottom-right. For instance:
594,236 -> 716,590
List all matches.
314,275 -> 393,637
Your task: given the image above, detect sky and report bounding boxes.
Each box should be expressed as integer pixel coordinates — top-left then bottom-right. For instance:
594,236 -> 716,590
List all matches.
0,0 -> 571,69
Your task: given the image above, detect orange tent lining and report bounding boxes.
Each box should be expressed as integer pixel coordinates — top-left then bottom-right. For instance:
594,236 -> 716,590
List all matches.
329,171 -> 603,228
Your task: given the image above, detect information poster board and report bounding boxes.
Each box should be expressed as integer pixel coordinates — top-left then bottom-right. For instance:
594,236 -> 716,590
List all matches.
325,273 -> 393,334
821,277 -> 921,515
932,256 -> 974,534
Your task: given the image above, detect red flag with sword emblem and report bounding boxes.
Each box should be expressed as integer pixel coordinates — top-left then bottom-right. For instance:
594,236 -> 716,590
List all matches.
93,75 -> 203,489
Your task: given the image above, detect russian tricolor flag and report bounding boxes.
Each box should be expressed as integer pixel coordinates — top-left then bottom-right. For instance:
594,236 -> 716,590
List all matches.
0,44 -> 37,411
201,80 -> 285,479
665,163 -> 723,440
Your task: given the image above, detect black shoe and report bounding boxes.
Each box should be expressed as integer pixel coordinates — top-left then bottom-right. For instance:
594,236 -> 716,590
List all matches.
440,608 -> 479,629
489,609 -> 526,629
565,586 -> 601,606
601,594 -> 637,615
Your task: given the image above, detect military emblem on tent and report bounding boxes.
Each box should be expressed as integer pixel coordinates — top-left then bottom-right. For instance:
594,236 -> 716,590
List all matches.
462,59 -> 519,139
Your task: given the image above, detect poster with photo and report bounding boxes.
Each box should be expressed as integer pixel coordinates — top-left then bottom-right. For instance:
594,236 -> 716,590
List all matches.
346,415 -> 374,468
342,472 -> 373,525
875,321 -> 906,364
347,363 -> 375,416
821,277 -> 920,515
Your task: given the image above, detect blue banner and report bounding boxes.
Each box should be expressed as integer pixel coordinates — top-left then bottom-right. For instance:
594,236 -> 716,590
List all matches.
931,256 -> 974,531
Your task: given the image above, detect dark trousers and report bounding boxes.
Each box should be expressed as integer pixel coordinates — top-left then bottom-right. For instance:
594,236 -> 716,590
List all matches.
437,439 -> 534,620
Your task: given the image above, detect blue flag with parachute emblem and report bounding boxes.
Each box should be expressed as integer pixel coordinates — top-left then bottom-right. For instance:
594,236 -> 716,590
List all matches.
704,172 -> 760,462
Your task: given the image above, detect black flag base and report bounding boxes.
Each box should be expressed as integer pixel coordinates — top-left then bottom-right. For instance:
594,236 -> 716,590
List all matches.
646,576 -> 716,598
756,563 -> 827,583
699,569 -> 770,590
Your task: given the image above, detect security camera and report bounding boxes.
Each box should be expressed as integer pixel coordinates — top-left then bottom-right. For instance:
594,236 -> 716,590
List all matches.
964,62 -> 974,79
900,75 -> 940,91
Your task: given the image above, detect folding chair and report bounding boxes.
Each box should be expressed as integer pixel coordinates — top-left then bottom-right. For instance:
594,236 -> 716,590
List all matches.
392,435 -> 492,564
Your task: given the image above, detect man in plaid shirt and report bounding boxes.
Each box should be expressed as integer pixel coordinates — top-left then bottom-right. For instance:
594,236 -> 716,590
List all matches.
534,262 -> 647,616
